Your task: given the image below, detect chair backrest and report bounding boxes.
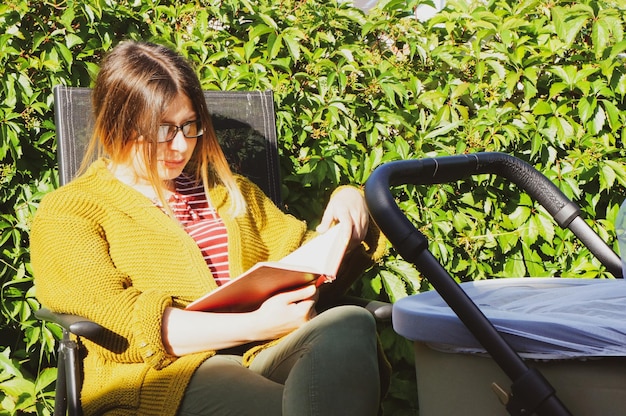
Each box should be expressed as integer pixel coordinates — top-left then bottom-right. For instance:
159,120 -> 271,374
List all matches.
53,85 -> 282,205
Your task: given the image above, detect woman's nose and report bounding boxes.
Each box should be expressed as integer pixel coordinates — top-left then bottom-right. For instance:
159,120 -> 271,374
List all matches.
168,130 -> 188,152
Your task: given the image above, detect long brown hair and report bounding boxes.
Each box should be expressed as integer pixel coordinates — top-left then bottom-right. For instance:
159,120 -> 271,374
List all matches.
81,40 -> 245,215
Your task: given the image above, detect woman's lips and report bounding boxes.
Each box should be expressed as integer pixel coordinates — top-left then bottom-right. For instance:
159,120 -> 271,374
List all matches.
163,159 -> 186,169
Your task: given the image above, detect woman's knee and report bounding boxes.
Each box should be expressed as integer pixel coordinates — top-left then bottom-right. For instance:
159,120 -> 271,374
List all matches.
319,304 -> 375,329
313,305 -> 377,345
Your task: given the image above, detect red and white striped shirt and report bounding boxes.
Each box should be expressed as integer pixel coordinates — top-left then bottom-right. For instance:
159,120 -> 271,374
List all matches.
162,176 -> 231,286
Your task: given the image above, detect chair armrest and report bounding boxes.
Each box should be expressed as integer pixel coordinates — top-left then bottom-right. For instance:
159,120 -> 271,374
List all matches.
36,308 -> 105,340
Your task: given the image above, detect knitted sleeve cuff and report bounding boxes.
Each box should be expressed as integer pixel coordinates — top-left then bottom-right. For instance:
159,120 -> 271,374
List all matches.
131,290 -> 178,370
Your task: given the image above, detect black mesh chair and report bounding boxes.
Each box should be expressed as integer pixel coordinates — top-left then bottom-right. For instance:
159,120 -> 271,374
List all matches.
37,85 -> 391,416
53,86 -> 282,204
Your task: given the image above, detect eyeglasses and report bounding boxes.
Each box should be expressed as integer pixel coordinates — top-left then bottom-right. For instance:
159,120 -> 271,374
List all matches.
157,120 -> 203,143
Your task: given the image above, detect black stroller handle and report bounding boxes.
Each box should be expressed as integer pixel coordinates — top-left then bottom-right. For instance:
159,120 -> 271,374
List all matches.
365,152 -> 622,277
363,152 -> 619,415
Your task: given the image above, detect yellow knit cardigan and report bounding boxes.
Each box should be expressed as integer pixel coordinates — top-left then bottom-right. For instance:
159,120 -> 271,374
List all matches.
30,159 -> 385,415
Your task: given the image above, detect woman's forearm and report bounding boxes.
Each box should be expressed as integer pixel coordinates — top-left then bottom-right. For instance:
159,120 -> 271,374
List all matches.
161,307 -> 261,356
162,285 -> 317,356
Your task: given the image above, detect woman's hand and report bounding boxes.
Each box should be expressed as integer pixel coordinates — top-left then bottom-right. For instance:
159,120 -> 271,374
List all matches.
317,186 -> 369,248
252,284 -> 318,340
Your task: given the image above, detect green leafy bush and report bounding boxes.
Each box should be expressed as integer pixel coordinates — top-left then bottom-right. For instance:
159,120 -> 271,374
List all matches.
1,0 -> 624,414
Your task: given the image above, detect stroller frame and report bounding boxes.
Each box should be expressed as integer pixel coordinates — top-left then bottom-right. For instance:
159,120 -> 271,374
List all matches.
364,152 -> 623,416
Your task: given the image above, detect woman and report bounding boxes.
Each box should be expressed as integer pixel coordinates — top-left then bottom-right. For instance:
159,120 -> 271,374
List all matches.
30,41 -> 386,415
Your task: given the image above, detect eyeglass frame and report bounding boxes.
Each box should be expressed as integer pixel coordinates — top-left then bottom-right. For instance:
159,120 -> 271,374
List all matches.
157,120 -> 203,143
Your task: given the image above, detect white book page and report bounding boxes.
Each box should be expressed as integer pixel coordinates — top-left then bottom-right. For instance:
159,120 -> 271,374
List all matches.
278,222 -> 351,276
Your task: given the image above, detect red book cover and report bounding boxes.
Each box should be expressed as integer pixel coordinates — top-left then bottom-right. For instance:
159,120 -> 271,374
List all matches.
185,223 -> 352,312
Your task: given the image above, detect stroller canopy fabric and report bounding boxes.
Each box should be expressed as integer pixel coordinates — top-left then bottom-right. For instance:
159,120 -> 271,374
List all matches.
393,278 -> 626,359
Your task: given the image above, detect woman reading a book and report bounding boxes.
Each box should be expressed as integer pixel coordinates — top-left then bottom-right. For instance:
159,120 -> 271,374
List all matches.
30,41 -> 387,416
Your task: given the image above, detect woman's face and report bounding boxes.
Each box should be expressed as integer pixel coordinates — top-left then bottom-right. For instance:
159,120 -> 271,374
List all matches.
155,93 -> 199,181
130,93 -> 199,185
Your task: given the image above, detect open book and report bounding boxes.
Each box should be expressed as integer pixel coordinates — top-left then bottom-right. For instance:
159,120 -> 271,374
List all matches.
185,223 -> 352,312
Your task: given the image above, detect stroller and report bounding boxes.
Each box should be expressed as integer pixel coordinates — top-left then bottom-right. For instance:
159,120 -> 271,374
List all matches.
364,152 -> 626,416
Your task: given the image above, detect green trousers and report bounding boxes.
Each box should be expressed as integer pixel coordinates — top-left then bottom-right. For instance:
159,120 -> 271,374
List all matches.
178,305 -> 381,416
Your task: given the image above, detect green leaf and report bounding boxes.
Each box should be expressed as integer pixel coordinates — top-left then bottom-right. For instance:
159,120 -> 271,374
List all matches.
387,260 -> 422,295
55,42 -> 73,66
283,32 -> 301,62
592,16 -> 613,59
258,12 -> 279,30
65,33 -> 83,48
34,368 -> 56,392
616,73 -> 626,97
601,99 -> 621,131
249,23 -> 274,40
549,82 -> 568,98
504,250 -> 526,278
590,105 -> 606,135
533,100 -> 553,116
577,97 -> 595,123
379,270 -> 409,302
523,242 -> 545,277
0,350 -> 20,379
552,7 -> 589,48
600,162 -> 617,191
508,205 -> 531,228
486,59 -> 505,80
423,121 -> 463,140
268,32 -> 283,59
